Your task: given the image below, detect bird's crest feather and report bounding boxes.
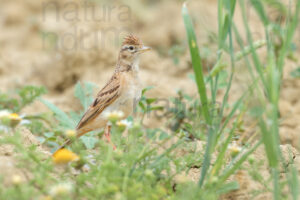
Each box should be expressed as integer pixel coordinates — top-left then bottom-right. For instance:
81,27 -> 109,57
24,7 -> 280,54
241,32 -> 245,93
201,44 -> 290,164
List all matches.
122,34 -> 142,46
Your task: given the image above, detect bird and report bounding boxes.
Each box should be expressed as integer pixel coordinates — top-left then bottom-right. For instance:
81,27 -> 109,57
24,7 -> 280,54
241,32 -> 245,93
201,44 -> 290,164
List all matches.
56,35 -> 150,152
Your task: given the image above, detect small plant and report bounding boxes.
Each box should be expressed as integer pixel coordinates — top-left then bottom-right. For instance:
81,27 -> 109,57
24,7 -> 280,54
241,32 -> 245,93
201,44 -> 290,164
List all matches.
40,81 -> 98,151
182,0 -> 300,198
290,67 -> 300,78
0,85 -> 46,112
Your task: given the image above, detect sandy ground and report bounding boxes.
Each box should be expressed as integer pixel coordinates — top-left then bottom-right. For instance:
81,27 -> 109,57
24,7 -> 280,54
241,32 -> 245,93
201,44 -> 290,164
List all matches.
0,0 -> 300,199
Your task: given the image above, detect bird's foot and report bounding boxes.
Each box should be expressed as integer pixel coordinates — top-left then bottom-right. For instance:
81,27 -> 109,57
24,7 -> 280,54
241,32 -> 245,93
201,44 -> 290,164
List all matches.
104,125 -> 116,150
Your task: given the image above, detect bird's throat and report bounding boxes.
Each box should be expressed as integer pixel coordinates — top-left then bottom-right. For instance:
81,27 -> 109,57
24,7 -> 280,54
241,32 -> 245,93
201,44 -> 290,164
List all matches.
117,57 -> 139,73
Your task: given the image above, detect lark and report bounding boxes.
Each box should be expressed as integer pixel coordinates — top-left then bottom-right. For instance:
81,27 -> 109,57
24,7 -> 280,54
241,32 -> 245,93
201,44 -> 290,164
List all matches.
57,35 -> 150,151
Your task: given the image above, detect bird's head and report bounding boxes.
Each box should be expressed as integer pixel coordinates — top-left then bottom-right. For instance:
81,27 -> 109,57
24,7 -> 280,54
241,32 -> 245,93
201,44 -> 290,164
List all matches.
118,35 -> 151,64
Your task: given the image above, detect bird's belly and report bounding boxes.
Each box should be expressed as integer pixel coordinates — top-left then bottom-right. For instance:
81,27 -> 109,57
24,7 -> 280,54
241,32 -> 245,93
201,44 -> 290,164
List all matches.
92,79 -> 141,128
112,88 -> 140,117
101,85 -> 141,120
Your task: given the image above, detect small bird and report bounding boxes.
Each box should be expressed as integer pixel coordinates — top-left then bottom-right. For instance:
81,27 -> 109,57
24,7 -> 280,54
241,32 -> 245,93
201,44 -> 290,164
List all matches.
57,35 -> 150,151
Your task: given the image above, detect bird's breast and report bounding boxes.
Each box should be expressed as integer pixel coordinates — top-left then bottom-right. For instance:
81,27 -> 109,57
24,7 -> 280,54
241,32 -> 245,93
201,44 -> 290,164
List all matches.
103,74 -> 140,119
118,77 -> 141,116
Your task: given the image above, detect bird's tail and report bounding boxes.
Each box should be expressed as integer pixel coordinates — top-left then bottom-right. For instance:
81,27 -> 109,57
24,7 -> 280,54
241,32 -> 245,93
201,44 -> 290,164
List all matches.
58,139 -> 72,150
53,139 -> 72,155
52,129 -> 88,155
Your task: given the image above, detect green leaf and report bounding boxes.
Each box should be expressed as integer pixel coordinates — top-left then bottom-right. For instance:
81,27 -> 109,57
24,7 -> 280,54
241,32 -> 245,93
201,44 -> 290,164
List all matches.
36,136 -> 46,144
40,98 -> 75,129
18,86 -> 47,109
139,102 -> 146,112
74,82 -> 96,111
74,82 -> 86,108
142,86 -> 154,95
249,106 -> 264,117
216,181 -> 239,194
290,67 -> 300,78
0,94 -> 19,112
146,98 -> 157,105
150,106 -> 164,111
250,0 -> 269,26
69,111 -> 82,123
159,131 -> 169,140
80,135 -> 98,149
44,132 -> 54,138
217,70 -> 228,88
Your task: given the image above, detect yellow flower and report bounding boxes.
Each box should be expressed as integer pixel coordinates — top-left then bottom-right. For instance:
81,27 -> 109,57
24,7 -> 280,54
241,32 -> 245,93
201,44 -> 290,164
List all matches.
8,113 -> 21,120
104,111 -> 124,122
52,149 -> 79,165
8,113 -> 22,127
0,112 -> 22,127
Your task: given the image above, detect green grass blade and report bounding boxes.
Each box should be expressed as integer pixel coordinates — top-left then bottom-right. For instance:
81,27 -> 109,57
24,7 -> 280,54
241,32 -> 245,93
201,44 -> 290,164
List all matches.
250,0 -> 269,26
288,166 -> 299,200
277,0 -> 300,74
234,40 -> 266,61
240,0 -> 267,87
216,181 -> 239,195
272,168 -> 280,200
211,120 -> 238,177
218,140 -> 261,184
182,3 -> 211,125
198,127 -> 215,187
259,118 -> 279,168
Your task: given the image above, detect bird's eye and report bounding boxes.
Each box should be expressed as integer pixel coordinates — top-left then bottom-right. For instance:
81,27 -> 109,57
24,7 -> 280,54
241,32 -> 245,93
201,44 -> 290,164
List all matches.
128,46 -> 134,51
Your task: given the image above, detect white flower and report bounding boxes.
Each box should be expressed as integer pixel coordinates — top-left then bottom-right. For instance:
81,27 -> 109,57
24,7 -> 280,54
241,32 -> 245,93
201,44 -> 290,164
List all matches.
116,119 -> 132,128
49,182 -> 73,197
0,110 -> 11,119
104,110 -> 124,122
12,174 -> 23,185
0,111 -> 23,127
228,141 -> 242,157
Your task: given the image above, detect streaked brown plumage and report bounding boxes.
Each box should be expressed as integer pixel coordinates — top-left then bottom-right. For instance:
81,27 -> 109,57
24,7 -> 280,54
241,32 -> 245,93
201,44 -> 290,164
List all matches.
122,34 -> 142,46
56,35 -> 150,151
76,73 -> 121,133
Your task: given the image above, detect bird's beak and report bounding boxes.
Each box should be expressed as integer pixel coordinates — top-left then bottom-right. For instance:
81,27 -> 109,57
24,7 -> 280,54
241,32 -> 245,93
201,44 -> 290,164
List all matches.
139,46 -> 151,53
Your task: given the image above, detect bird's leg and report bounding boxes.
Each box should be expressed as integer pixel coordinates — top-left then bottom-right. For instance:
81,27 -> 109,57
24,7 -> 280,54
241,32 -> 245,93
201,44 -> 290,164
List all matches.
104,125 -> 116,150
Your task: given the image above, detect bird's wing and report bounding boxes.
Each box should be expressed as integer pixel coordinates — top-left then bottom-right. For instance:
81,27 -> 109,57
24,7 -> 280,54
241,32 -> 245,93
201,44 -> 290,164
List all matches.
76,73 -> 122,130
